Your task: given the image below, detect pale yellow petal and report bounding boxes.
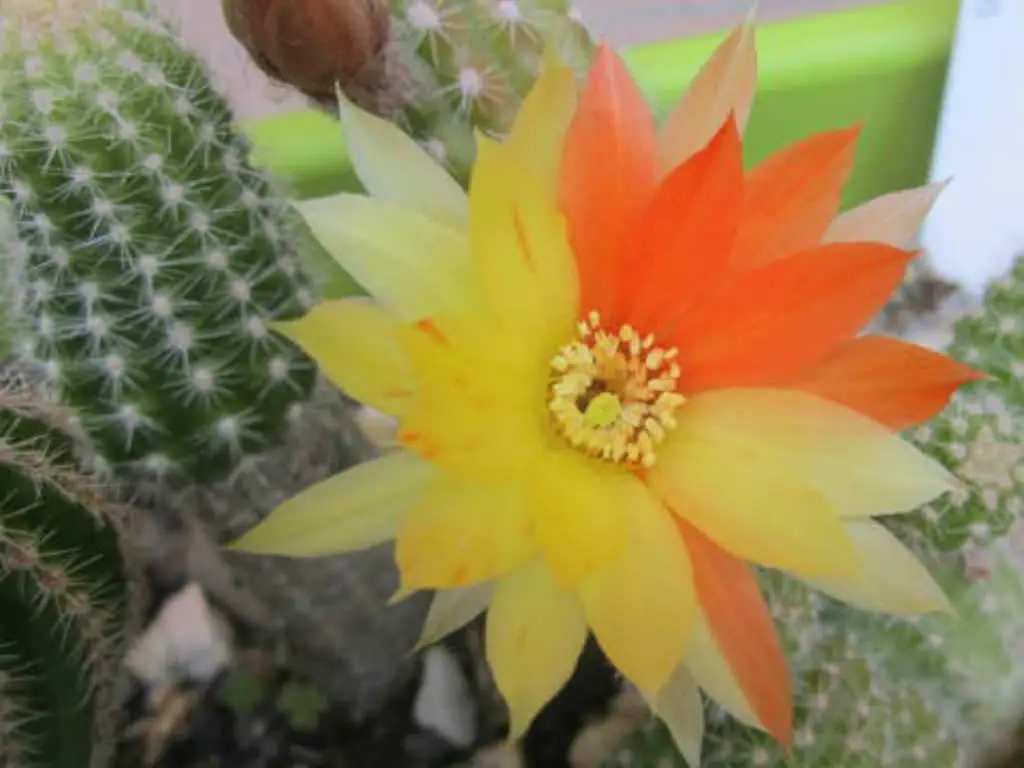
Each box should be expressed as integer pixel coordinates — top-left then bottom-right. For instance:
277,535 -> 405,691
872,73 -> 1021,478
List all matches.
580,479 -> 695,695
335,85 -> 468,229
824,181 -> 948,247
274,298 -> 413,416
528,450 -> 629,587
667,388 -> 955,519
650,433 -> 860,579
652,667 -> 706,768
503,49 -> 579,192
469,137 -> 579,358
396,474 -> 536,591
416,582 -> 494,650
293,193 -> 482,320
486,561 -> 588,739
228,451 -> 432,556
683,611 -> 761,730
659,11 -> 757,171
798,519 -> 953,615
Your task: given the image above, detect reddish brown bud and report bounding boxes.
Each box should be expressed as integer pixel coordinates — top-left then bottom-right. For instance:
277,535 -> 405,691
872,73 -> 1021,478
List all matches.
221,0 -> 390,105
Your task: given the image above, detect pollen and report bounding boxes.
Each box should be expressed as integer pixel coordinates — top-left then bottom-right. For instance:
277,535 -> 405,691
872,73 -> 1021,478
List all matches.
548,311 -> 685,468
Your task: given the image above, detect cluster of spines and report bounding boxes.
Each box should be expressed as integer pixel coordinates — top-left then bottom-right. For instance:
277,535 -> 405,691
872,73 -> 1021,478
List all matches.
386,0 -> 594,180
0,371 -> 142,767
0,0 -> 320,484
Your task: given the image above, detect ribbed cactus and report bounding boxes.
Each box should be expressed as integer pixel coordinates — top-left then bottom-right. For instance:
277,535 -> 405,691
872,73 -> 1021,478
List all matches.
0,0 -> 318,484
223,0 -> 595,184
602,254 -> 1024,766
0,368 -> 143,768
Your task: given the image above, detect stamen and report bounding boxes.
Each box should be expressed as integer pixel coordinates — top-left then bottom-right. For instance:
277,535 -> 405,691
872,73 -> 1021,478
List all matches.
547,311 -> 685,468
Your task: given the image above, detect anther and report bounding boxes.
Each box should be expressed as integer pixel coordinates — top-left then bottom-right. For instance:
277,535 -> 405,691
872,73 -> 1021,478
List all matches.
547,311 -> 685,468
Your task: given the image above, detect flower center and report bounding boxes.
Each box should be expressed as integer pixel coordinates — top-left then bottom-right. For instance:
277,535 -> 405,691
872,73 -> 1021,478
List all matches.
548,311 -> 685,467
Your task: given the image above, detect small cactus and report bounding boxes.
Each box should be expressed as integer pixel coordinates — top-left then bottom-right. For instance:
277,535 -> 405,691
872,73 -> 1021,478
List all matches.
0,0 -> 319,485
0,367 -> 144,767
601,253 -> 1024,766
224,0 -> 596,184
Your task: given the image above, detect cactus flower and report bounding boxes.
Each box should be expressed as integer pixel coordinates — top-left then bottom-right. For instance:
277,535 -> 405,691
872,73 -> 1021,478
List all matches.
232,17 -> 983,762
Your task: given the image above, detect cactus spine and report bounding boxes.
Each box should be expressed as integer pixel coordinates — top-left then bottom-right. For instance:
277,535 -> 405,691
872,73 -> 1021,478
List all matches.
0,369 -> 143,768
386,0 -> 594,179
602,255 -> 1024,766
0,0 -> 318,485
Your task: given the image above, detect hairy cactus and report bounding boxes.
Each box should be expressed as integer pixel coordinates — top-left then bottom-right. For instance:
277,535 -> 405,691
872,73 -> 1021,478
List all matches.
0,0 -> 432,722
601,255 -> 1024,766
223,0 -> 595,184
0,0 -> 318,485
0,369 -> 143,768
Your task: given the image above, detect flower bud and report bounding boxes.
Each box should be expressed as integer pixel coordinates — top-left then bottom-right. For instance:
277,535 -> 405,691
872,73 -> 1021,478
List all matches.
221,0 -> 390,104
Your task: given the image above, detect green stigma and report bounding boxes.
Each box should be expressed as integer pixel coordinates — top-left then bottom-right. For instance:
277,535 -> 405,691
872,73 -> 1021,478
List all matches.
583,391 -> 623,429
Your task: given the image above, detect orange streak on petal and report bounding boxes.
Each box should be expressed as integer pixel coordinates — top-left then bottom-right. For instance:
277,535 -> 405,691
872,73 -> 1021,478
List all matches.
677,520 -> 793,747
415,318 -> 449,346
560,43 -> 660,322
622,115 -> 745,335
671,242 -> 917,390
783,335 -> 987,431
731,125 -> 862,271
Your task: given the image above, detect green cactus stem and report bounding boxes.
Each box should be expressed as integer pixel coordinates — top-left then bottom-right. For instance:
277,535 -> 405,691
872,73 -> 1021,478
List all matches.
0,0 -> 319,484
0,366 -> 143,767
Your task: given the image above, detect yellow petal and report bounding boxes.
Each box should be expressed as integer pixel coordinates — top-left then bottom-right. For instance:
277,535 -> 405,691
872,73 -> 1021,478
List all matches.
274,299 -> 413,416
416,582 -> 494,650
293,193 -> 482,321
824,181 -> 948,248
683,611 -> 761,730
798,519 -> 953,615
651,433 -> 860,579
668,388 -> 955,519
503,49 -> 580,192
396,474 -> 536,591
659,10 -> 757,171
469,136 -> 579,359
228,451 -> 432,556
652,667 -> 705,768
579,479 -> 695,694
528,450 -> 629,587
395,317 -> 550,482
335,84 -> 468,229
486,561 -> 588,738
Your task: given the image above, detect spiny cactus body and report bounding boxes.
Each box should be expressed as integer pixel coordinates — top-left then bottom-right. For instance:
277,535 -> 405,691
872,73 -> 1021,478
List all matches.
0,0 -> 319,484
387,0 -> 593,179
602,255 -> 1024,766
0,371 -> 142,768
225,0 -> 595,185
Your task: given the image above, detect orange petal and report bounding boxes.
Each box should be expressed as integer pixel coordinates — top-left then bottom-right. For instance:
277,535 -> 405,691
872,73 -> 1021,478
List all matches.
560,43 -> 660,321
677,521 -> 792,746
670,242 -> 917,390
659,12 -> 757,171
730,126 -> 861,271
784,335 -> 986,431
824,181 -> 948,248
621,115 -> 745,336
